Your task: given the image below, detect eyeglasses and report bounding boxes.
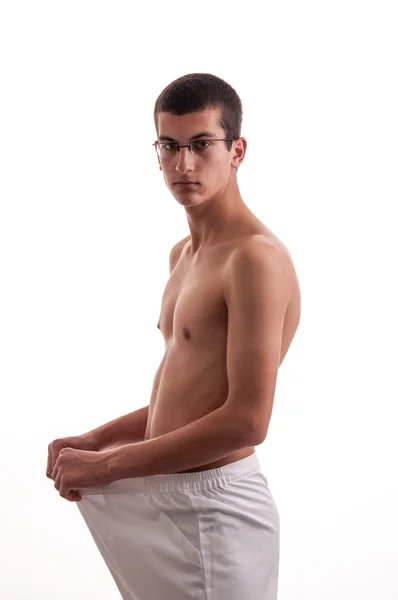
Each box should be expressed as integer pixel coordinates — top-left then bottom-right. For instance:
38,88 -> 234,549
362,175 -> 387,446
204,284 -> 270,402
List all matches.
152,138 -> 237,160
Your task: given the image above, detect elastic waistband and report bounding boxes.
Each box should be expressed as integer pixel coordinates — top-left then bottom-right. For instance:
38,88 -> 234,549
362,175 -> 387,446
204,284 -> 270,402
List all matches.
144,450 -> 261,492
82,451 -> 262,496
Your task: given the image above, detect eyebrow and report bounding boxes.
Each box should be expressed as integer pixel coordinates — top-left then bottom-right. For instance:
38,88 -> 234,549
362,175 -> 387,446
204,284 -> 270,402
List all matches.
157,131 -> 217,142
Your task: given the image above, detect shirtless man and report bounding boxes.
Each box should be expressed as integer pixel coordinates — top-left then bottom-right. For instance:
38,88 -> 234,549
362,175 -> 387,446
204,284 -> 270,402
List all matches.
47,73 -> 300,599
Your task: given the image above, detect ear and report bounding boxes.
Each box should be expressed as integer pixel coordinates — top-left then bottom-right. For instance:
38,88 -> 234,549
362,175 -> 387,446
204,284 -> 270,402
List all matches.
231,137 -> 247,170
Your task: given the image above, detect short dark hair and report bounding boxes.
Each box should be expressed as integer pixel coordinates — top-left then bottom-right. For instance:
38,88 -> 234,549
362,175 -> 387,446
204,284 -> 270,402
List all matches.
154,73 -> 242,152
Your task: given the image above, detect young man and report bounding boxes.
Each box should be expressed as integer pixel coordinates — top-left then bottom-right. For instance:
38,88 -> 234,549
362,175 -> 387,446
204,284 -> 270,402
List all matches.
47,73 -> 301,599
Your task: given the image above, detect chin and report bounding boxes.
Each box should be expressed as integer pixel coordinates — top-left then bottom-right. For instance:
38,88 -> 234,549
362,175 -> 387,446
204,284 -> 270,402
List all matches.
173,187 -> 202,199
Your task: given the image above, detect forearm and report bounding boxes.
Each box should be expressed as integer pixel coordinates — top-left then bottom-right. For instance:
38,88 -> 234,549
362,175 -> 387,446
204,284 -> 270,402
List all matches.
107,405 -> 257,479
84,405 -> 149,450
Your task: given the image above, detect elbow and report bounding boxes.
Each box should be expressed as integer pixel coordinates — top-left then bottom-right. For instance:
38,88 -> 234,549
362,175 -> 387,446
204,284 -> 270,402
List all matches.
247,418 -> 269,446
221,404 -> 267,447
251,427 -> 267,446
238,416 -> 267,447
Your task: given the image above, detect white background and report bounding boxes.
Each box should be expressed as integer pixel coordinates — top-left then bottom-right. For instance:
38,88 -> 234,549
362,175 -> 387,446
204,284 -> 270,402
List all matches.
1,1 -> 397,598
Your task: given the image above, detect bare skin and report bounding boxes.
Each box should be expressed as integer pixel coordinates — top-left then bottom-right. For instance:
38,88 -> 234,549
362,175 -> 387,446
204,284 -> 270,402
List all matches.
143,220 -> 301,473
47,107 -> 301,500
47,106 -> 301,497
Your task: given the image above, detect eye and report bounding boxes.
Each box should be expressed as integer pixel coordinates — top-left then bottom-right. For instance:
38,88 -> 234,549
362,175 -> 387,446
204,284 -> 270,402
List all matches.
162,143 -> 178,152
192,140 -> 211,151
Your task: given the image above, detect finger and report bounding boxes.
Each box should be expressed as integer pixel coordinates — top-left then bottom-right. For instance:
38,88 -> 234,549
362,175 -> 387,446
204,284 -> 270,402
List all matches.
46,446 -> 53,478
69,490 -> 82,502
59,478 -> 78,502
64,489 -> 82,502
51,446 -> 62,475
54,470 -> 61,492
52,459 -> 59,482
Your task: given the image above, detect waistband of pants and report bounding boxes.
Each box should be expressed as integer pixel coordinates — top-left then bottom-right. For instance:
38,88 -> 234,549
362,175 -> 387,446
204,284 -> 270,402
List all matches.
144,450 -> 261,492
80,451 -> 263,496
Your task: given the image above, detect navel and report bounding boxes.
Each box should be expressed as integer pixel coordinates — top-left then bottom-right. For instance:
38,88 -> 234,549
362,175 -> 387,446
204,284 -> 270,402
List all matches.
183,327 -> 191,340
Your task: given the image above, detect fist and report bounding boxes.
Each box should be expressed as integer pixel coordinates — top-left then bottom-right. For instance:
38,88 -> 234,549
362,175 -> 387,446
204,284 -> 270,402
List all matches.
46,435 -> 97,480
52,447 -> 113,502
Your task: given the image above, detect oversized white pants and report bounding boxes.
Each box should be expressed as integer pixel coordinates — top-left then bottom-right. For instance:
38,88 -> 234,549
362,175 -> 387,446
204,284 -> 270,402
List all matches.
77,451 -> 280,599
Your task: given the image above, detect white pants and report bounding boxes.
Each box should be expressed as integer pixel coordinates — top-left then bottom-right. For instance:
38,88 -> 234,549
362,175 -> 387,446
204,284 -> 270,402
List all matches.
77,451 -> 280,599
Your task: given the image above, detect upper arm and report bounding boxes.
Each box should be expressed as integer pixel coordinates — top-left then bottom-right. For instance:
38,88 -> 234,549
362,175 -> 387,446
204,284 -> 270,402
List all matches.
223,239 -> 292,443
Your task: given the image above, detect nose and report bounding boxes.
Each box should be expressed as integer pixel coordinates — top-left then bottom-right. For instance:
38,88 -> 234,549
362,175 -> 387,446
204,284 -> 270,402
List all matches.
175,146 -> 195,174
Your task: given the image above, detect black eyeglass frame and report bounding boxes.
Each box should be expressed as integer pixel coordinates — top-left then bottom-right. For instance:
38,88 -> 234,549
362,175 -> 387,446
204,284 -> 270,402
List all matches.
152,138 -> 238,157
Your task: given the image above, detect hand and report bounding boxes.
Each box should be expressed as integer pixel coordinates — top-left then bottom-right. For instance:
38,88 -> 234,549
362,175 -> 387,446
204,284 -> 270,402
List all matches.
52,447 -> 114,502
46,435 -> 97,481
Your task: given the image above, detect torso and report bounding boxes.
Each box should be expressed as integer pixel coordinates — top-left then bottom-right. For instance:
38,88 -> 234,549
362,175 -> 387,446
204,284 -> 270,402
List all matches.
143,219 -> 301,473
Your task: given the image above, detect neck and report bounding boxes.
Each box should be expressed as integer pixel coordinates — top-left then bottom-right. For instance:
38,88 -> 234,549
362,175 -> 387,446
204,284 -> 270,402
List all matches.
187,200 -> 253,254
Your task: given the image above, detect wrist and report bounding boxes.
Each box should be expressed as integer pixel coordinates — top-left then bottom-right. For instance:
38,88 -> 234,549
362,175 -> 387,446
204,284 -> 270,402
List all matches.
105,446 -> 122,483
105,443 -> 137,483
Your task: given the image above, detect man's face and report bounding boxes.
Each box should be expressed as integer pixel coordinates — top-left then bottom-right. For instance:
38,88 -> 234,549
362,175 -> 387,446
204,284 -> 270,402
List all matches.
156,107 -> 239,205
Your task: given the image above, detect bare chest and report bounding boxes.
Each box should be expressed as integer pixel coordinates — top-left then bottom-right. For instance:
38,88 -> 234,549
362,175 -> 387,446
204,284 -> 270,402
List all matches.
158,251 -> 228,348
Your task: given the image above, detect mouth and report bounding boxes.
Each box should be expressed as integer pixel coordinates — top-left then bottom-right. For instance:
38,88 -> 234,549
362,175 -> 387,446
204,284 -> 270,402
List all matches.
174,182 -> 199,188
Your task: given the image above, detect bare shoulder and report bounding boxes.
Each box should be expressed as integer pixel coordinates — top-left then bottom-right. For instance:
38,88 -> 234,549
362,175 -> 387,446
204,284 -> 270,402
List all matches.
169,234 -> 191,273
228,233 -> 291,266
225,233 -> 299,298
